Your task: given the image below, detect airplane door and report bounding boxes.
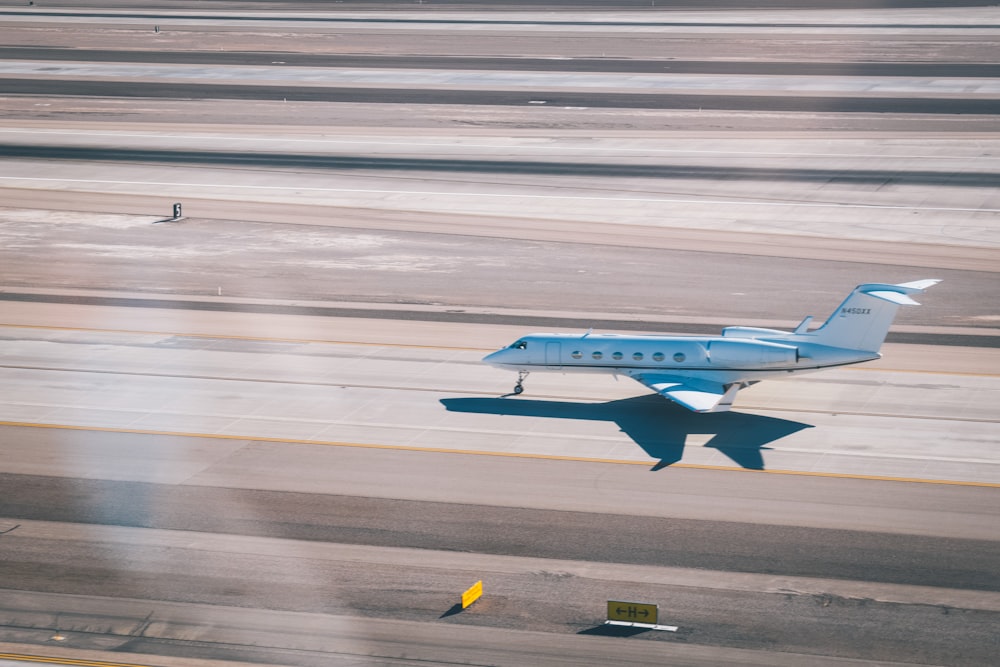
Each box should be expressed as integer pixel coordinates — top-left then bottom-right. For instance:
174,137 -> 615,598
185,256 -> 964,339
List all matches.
545,342 -> 562,369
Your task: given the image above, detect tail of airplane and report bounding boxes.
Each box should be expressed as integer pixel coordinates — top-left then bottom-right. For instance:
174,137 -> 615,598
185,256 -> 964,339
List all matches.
802,279 -> 940,353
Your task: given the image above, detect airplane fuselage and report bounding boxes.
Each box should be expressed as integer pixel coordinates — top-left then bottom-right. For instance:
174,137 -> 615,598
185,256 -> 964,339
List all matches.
483,332 -> 878,386
482,280 -> 938,412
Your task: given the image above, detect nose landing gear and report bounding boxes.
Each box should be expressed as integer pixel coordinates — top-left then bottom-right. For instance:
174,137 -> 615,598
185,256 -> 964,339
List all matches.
513,370 -> 529,395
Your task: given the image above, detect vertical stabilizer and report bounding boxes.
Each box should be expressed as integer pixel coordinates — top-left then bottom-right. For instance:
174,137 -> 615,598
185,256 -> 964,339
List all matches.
805,280 -> 940,353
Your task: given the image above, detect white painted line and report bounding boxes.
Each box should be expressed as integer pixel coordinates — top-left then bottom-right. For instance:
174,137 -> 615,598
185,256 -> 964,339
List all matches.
2,127 -> 998,161
2,175 -> 998,213
605,620 -> 679,632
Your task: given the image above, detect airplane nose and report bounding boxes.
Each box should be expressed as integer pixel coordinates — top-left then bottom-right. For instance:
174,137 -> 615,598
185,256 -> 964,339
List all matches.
482,349 -> 506,366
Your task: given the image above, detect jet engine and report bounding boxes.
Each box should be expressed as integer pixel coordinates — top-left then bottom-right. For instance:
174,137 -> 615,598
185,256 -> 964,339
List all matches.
708,339 -> 798,368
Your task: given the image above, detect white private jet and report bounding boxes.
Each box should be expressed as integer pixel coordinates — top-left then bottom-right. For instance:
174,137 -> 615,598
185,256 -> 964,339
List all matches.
483,279 -> 939,413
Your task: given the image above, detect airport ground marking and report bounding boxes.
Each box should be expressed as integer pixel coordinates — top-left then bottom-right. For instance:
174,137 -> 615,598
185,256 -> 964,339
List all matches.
461,580 -> 483,609
3,420 -> 998,489
5,382 -> 997,427
0,322 -> 485,352
1,323 -> 996,378
9,127 -> 999,162
0,653 -> 153,667
3,175 -> 999,214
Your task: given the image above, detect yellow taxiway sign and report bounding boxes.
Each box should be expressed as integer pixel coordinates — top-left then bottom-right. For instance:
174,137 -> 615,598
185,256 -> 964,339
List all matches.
607,600 -> 658,625
461,580 -> 483,609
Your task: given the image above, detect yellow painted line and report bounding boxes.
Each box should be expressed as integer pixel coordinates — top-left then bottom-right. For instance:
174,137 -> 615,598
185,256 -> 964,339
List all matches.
2,420 -> 998,489
0,653 -> 153,667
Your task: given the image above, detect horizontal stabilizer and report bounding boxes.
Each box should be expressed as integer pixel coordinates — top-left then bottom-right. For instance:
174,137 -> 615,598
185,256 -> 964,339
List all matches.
866,290 -> 921,306
896,279 -> 942,291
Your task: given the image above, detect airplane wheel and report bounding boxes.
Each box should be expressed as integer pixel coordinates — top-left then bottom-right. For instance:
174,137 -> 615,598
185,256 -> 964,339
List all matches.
513,384 -> 523,395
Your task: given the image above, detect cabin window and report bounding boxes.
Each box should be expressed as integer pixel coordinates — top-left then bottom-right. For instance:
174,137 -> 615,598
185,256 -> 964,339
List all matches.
592,351 -> 603,360
633,352 -> 644,361
511,341 -> 527,350
571,350 -> 582,359
652,352 -> 665,362
674,352 -> 686,362
612,351 -> 623,360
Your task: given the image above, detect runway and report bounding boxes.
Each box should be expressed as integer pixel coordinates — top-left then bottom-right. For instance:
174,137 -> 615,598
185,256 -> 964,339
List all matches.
0,309 -> 998,665
1,2 -> 999,666
1,312 -> 998,482
5,48 -> 1000,78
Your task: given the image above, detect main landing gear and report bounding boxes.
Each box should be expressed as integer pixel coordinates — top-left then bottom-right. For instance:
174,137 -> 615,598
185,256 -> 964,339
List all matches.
513,371 -> 529,395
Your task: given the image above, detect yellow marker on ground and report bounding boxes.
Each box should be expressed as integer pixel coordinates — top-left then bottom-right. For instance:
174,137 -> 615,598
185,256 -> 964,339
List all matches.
607,600 -> 658,625
605,600 -> 678,632
461,580 -> 483,609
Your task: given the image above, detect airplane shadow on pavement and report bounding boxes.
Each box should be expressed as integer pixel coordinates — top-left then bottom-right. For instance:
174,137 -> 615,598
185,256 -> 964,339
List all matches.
440,394 -> 813,470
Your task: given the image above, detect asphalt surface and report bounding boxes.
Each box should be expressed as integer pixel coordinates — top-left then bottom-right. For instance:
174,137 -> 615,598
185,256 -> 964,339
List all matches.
5,143 -> 999,188
1,426 -> 999,666
1,3 -> 998,666
0,291 -> 995,347
2,470 -> 997,591
3,0 -> 999,16
7,79 -> 1000,114
5,48 -> 1000,77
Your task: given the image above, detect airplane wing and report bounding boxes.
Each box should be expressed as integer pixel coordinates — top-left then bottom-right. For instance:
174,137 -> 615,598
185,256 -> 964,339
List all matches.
630,373 -> 740,413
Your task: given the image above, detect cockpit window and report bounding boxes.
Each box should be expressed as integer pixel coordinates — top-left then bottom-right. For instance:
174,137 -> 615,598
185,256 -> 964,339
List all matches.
510,340 -> 528,350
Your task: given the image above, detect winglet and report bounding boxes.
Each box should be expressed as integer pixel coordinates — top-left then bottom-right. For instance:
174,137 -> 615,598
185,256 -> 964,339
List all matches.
896,279 -> 942,291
